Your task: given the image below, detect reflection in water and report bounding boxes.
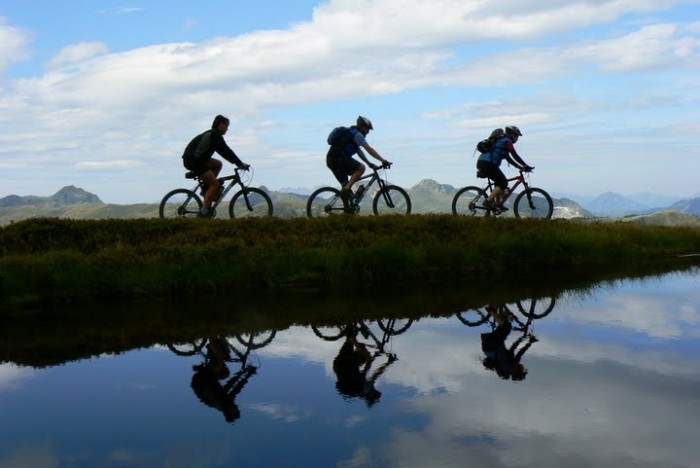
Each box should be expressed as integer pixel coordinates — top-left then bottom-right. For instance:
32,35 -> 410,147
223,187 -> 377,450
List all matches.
458,296 -> 557,381
2,272 -> 700,467
313,318 -> 411,406
169,330 -> 277,423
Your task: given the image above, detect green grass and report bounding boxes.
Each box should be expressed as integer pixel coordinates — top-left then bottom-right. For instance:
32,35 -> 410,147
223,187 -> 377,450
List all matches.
1,215 -> 699,309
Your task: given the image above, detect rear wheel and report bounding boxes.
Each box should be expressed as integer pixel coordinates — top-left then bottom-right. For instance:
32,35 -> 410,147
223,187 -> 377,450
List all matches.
513,188 -> 553,219
373,185 -> 411,215
377,318 -> 413,335
456,309 -> 490,326
229,187 -> 273,218
159,189 -> 202,218
307,187 -> 348,217
452,186 -> 490,217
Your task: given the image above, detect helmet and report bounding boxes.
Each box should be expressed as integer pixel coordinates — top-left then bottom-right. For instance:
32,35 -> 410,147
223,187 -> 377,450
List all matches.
357,115 -> 373,130
505,125 -> 522,137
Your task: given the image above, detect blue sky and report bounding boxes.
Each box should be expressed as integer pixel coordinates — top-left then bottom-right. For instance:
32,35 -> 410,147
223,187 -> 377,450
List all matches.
1,0 -> 699,203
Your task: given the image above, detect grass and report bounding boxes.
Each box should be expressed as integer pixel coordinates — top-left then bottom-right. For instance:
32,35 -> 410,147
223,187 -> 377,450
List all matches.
1,215 -> 699,310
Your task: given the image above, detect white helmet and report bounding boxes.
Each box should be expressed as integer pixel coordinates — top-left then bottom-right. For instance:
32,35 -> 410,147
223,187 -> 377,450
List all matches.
357,115 -> 373,130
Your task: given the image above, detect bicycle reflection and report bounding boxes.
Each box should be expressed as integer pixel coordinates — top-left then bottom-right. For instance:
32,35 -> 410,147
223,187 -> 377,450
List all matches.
168,330 -> 276,422
312,318 -> 411,407
457,296 -> 557,381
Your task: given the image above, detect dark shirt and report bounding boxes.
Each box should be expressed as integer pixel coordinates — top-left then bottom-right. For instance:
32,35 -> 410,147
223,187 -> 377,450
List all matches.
182,129 -> 243,166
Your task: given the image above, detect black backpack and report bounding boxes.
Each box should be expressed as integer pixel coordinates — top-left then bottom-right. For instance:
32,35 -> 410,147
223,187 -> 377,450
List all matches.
327,126 -> 354,145
476,128 -> 506,153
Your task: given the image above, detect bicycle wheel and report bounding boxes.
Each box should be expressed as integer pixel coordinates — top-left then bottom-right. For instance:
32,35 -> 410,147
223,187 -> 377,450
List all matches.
452,186 -> 490,217
456,309 -> 490,326
159,189 -> 202,218
373,185 -> 411,215
235,330 -> 277,349
513,188 -> 553,219
377,318 -> 413,335
516,296 -> 557,319
229,187 -> 273,218
167,338 -> 207,356
311,324 -> 347,341
307,187 -> 348,217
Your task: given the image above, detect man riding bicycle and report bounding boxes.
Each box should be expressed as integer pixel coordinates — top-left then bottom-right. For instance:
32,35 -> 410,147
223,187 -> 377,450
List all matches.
326,116 -> 390,199
476,125 -> 533,211
182,115 -> 250,218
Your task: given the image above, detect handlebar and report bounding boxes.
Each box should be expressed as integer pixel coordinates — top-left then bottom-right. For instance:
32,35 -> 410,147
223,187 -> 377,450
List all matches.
370,161 -> 392,171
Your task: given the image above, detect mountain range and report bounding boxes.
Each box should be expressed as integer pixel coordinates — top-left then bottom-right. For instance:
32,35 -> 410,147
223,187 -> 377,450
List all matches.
1,182 -> 699,226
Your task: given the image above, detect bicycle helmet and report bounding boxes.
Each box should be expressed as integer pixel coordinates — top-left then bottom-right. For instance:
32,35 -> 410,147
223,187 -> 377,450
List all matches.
505,125 -> 522,137
357,115 -> 373,130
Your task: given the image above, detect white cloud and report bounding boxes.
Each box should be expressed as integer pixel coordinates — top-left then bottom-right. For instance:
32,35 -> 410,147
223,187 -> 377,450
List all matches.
48,42 -> 108,69
76,160 -> 145,170
0,18 -> 31,75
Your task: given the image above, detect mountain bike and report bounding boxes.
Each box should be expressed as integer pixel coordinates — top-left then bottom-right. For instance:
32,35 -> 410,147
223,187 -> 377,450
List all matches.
167,329 -> 277,357
452,168 -> 553,219
311,317 -> 413,358
456,295 -> 557,328
159,167 -> 273,219
306,162 -> 411,217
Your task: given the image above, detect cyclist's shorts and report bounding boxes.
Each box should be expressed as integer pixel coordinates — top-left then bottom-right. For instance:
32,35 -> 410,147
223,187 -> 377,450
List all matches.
183,156 -> 211,176
476,160 -> 507,190
326,153 -> 361,185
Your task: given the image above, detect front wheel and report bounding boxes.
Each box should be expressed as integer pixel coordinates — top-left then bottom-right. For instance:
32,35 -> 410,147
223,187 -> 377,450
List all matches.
159,189 -> 202,218
307,187 -> 348,218
513,188 -> 553,219
452,186 -> 490,217
229,187 -> 273,218
373,185 -> 411,215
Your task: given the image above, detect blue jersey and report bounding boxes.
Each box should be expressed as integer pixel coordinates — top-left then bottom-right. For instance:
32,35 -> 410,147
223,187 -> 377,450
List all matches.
477,137 -> 510,166
330,127 -> 366,159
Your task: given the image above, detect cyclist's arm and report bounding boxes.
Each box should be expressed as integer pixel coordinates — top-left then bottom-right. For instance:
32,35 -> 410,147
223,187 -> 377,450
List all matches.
504,141 -> 529,170
360,142 -> 388,165
213,133 -> 247,167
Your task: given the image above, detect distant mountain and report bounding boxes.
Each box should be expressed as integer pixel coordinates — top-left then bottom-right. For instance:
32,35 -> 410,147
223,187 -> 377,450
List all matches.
1,182 -> 698,226
0,185 -> 102,208
582,192 -> 649,217
668,198 -> 700,217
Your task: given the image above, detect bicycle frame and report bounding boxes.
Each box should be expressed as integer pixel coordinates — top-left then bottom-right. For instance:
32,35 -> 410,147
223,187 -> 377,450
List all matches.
480,170 -> 529,205
342,166 -> 398,213
189,168 -> 250,211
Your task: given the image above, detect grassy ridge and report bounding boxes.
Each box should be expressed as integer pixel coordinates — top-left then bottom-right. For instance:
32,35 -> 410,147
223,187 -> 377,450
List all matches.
1,215 -> 699,308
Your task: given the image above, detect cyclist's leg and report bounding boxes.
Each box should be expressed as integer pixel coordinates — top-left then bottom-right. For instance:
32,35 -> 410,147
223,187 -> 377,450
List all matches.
478,161 -> 506,205
343,159 -> 365,192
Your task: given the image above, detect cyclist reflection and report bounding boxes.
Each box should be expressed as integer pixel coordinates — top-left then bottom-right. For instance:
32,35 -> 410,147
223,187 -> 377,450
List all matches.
190,336 -> 257,423
332,324 -> 397,407
480,305 -> 537,381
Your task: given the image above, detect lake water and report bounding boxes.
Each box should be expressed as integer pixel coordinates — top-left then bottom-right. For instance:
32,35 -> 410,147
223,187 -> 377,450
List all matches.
1,270 -> 699,467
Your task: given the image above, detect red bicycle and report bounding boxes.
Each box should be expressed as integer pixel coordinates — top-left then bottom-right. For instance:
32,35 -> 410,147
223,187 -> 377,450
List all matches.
452,168 -> 553,218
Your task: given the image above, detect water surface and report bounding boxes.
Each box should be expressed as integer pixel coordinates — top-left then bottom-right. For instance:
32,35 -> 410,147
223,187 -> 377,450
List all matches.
1,271 -> 699,467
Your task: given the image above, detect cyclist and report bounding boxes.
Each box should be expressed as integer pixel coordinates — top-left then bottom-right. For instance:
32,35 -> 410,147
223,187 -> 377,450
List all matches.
326,115 -> 390,199
476,125 -> 533,211
182,115 -> 250,218
480,305 -> 536,381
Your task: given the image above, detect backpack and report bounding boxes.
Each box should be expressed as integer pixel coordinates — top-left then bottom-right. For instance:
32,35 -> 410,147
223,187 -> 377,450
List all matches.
475,128 -> 506,153
327,126 -> 354,145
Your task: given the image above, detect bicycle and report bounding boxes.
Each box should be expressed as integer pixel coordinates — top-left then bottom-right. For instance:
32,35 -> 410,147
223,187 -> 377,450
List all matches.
306,162 -> 411,217
159,167 -> 273,219
167,329 -> 278,357
311,317 -> 413,359
452,168 -> 553,219
456,295 -> 557,329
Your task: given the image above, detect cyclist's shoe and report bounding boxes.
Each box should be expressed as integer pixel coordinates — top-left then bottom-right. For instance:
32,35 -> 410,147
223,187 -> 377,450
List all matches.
199,185 -> 208,196
340,187 -> 354,201
482,200 -> 497,210
497,204 -> 509,212
197,207 -> 214,218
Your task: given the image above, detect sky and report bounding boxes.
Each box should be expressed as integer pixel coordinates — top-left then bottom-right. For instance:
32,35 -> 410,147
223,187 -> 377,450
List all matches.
1,0 -> 699,204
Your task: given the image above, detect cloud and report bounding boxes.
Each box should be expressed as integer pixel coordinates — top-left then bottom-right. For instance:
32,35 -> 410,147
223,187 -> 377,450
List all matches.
0,18 -> 31,75
48,42 -> 108,69
76,160 -> 145,170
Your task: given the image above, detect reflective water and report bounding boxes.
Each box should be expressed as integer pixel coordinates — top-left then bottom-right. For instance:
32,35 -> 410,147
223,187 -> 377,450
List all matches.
1,271 -> 700,467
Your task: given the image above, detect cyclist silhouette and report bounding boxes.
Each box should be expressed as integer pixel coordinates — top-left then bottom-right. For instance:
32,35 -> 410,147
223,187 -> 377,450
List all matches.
480,304 -> 537,381
332,324 -> 396,407
190,336 -> 257,422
